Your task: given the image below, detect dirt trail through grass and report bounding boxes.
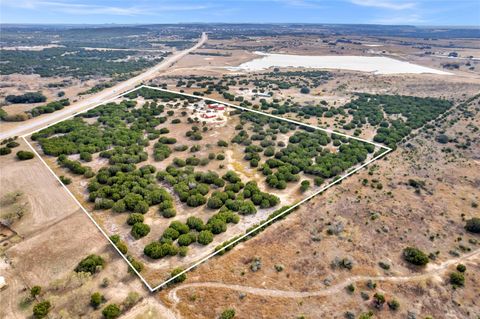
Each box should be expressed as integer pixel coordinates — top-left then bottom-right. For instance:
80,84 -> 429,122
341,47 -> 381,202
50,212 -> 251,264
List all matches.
167,248 -> 480,304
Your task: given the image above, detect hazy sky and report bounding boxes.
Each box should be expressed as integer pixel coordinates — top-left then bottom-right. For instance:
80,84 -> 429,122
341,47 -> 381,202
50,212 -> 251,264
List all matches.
1,0 -> 479,25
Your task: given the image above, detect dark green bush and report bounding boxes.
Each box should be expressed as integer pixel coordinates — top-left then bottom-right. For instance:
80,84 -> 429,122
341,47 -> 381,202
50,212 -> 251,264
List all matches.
102,304 -> 121,319
131,223 -> 150,239
33,301 -> 51,319
127,213 -> 144,225
465,217 -> 480,233
16,150 -> 35,160
197,230 -> 214,245
403,247 -> 429,266
0,147 -> 11,155
75,254 -> 105,274
90,292 -> 104,308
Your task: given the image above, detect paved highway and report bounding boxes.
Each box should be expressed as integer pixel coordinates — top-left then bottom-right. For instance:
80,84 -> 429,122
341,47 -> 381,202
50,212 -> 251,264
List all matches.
0,32 -> 208,139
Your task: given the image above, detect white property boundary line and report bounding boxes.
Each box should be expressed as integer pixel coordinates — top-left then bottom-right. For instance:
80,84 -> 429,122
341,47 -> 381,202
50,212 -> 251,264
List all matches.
22,85 -> 392,292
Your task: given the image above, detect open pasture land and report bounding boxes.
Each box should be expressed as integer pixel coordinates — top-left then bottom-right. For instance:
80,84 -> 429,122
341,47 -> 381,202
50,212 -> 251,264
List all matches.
24,86 -> 388,289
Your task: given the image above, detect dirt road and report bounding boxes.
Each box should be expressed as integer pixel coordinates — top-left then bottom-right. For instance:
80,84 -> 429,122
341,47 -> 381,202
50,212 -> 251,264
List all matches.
167,248 -> 480,303
0,32 -> 208,140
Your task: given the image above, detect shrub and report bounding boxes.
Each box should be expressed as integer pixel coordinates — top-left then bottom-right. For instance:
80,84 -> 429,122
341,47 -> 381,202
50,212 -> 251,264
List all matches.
115,241 -> 128,254
170,267 -> 186,283
208,219 -> 227,234
403,247 -> 429,266
456,264 -> 466,272
131,223 -> 150,239
144,242 -> 177,259
300,87 -> 310,94
220,308 -> 236,319
90,292 -> 104,308
436,134 -> 449,144
30,285 -> 41,297
6,141 -> 19,148
197,230 -> 214,245
217,140 -> 228,147
0,147 -> 11,155
112,200 -> 126,213
33,301 -> 51,318
162,227 -> 180,240
127,213 -> 144,225
169,221 -> 189,234
75,254 -> 105,274
102,304 -> 121,319
388,299 -> 400,311
300,180 -> 310,192
59,175 -> 72,185
123,291 -> 140,310
207,196 -> 224,209
465,217 -> 480,233
186,193 -> 206,207
16,150 -> 35,160
127,256 -> 144,274
161,208 -> 176,218
178,233 -> 196,246
186,216 -> 204,231
95,198 -> 114,210
449,272 -> 465,287
133,201 -> 149,214
179,246 -> 188,257
80,152 -> 93,162
373,293 -> 385,308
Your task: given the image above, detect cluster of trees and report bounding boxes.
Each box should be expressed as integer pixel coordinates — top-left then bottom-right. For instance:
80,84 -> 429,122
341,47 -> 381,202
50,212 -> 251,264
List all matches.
125,87 -> 198,103
5,92 -> 46,104
0,138 -> 20,155
57,154 -> 92,177
174,71 -> 330,98
144,208 -> 240,259
33,100 -> 162,160
28,99 -> 70,117
1,47 -> 162,78
158,167 -> 225,208
244,128 -> 374,188
342,94 -> 452,149
88,164 -> 174,217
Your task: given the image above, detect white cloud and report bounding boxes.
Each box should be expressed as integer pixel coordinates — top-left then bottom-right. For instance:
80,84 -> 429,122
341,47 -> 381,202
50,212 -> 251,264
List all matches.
351,0 -> 416,10
1,0 -> 208,16
373,14 -> 426,24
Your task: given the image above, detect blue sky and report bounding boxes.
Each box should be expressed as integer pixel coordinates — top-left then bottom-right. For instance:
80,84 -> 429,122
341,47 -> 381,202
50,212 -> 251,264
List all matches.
0,0 -> 479,26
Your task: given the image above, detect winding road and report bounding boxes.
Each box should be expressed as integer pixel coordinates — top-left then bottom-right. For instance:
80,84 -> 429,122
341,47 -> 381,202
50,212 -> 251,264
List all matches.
167,248 -> 480,304
0,32 -> 208,140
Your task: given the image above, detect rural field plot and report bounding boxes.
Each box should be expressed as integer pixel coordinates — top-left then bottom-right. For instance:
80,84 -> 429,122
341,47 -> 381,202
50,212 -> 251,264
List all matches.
24,86 -> 390,290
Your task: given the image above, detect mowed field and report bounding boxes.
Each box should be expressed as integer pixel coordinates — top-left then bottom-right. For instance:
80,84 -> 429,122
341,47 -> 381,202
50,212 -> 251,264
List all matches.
0,139 -> 153,318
